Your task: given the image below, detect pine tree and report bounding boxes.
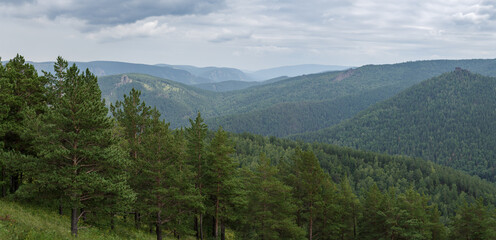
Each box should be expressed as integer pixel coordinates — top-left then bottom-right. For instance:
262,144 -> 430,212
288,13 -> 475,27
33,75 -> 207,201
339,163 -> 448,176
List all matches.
110,88 -> 154,229
26,57 -> 135,236
286,150 -> 326,240
337,177 -> 359,239
140,112 -> 200,240
450,197 -> 496,239
244,154 -> 304,240
0,55 -> 48,196
185,112 -> 208,240
205,127 -> 241,239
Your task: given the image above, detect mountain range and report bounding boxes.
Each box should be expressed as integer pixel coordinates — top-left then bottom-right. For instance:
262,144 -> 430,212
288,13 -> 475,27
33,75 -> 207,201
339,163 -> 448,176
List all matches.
28,60 -> 349,86
294,69 -> 496,181
96,59 -> 496,137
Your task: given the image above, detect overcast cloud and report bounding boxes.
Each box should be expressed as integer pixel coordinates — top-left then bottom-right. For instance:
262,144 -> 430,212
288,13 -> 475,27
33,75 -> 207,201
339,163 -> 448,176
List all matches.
1,0 -> 495,69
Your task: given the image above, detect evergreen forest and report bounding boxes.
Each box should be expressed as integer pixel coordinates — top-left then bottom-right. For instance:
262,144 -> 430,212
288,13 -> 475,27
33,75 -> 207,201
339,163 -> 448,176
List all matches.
2,55 -> 496,240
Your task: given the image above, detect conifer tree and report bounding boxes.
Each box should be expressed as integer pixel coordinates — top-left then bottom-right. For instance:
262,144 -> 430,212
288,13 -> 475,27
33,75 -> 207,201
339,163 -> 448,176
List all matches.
245,154 -> 304,240
27,57 -> 135,236
337,177 -> 360,239
205,127 -> 241,238
0,55 -> 48,196
450,197 -> 496,239
140,112 -> 200,240
185,112 -> 208,240
286,150 -> 326,240
110,88 -> 154,228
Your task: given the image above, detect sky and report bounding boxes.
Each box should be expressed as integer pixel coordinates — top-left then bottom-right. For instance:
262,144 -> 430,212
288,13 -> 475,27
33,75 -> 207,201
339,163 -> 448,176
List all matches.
1,0 -> 495,70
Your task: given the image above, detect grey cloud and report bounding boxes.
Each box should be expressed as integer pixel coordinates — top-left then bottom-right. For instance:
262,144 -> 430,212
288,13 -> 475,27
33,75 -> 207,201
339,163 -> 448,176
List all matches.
4,0 -> 226,26
209,32 -> 252,43
0,0 -> 34,5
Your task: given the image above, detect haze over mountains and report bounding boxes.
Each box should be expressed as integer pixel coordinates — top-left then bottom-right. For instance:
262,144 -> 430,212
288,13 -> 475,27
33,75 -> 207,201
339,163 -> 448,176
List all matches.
28,60 -> 349,85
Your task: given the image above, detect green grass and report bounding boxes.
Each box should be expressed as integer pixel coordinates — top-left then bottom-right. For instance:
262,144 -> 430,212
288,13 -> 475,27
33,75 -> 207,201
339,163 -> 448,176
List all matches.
0,199 -> 156,240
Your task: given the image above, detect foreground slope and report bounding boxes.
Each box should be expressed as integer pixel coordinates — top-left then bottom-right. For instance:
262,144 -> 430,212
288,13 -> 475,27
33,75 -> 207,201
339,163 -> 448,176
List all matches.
295,69 -> 496,181
0,200 -> 154,239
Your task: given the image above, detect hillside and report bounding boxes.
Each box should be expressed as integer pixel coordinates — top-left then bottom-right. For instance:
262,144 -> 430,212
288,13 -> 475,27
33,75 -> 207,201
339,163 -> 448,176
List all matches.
96,59 -> 496,137
0,200 -> 154,239
98,73 -> 221,128
232,132 -> 496,217
193,76 -> 289,92
206,59 -> 496,136
294,69 -> 496,181
31,61 -> 210,85
193,80 -> 261,92
161,64 -> 253,82
249,64 -> 350,80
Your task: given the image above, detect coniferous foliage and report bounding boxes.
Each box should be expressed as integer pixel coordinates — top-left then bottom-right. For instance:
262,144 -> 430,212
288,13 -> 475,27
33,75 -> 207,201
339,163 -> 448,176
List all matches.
241,154 -> 305,240
4,55 -> 496,240
110,88 -> 154,229
21,57 -> 135,236
140,111 -> 200,240
0,55 -> 48,197
185,112 -> 208,239
296,70 -> 496,181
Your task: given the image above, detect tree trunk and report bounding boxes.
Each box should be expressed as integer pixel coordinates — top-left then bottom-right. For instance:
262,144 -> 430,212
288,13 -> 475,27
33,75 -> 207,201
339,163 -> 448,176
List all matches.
221,221 -> 225,240
135,212 -> 140,229
195,216 -> 199,240
200,213 -> 204,240
156,212 -> 162,240
59,205 -> 63,215
10,173 -> 19,193
212,216 -> 216,237
71,208 -> 78,237
110,213 -> 115,230
215,196 -> 219,238
1,167 -> 5,197
309,202 -> 313,240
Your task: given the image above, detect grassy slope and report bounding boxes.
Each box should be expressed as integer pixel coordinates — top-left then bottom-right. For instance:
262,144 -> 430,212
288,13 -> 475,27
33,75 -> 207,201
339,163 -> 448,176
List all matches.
0,200 -> 156,240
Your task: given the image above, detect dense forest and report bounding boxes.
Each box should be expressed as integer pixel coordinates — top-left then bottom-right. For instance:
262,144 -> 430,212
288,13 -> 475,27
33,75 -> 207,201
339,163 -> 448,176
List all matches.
96,59 -> 496,136
2,55 -> 496,240
295,69 -> 496,182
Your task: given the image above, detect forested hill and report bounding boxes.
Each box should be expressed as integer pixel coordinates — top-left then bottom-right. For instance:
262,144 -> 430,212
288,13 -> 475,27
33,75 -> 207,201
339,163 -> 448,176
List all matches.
294,69 -> 496,181
233,132 -> 496,217
96,59 -> 496,136
98,73 -> 221,127
206,59 -> 496,136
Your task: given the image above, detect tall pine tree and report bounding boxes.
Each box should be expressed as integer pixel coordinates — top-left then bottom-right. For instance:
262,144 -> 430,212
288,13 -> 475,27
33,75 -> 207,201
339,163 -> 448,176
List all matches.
27,57 -> 135,236
140,112 -> 200,240
186,112 -> 208,240
110,88 -> 154,229
244,153 -> 305,240
0,55 -> 48,196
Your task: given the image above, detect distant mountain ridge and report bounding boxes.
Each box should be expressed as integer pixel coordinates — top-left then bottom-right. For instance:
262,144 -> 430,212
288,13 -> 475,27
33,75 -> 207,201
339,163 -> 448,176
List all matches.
249,64 -> 351,80
30,61 -> 211,85
193,76 -> 289,92
156,64 -> 253,82
294,69 -> 496,181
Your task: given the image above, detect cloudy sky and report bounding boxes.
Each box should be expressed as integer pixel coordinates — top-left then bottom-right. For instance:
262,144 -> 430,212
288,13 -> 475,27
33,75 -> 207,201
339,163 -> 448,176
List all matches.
1,0 -> 495,70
